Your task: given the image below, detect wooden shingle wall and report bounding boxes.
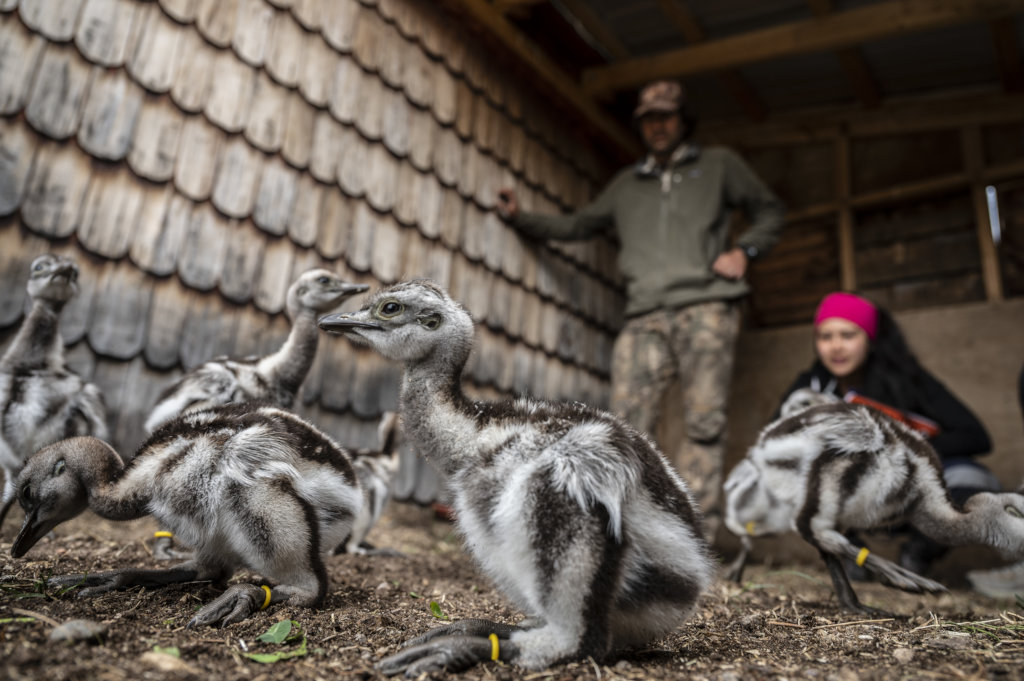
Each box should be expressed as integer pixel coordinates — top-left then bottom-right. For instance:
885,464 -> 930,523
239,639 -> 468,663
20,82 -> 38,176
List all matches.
0,0 -> 624,458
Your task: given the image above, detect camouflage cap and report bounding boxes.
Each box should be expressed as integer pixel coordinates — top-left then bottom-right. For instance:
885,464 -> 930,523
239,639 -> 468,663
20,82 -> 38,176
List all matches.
633,80 -> 685,119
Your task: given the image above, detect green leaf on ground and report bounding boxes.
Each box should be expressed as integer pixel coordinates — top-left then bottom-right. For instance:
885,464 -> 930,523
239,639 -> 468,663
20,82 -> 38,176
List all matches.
243,636 -> 308,663
257,620 -> 302,644
429,600 -> 449,620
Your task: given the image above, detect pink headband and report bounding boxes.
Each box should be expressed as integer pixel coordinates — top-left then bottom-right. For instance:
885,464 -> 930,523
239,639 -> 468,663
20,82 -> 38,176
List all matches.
814,292 -> 878,340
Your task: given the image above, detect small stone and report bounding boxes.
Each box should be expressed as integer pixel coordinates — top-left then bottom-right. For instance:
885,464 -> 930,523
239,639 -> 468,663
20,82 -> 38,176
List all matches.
48,619 -> 108,644
376,581 -> 391,592
140,650 -> 198,675
892,648 -> 914,664
926,632 -> 973,650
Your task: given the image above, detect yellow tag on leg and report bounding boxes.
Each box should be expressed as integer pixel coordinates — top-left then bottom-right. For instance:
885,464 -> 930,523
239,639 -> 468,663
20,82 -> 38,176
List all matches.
744,522 -> 756,535
489,633 -> 499,661
855,547 -> 870,567
260,585 -> 272,610
153,531 -> 173,538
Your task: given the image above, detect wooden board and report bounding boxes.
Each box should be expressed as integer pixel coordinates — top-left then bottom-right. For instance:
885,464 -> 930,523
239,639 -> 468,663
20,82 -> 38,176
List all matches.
19,0 -> 84,42
196,0 -> 238,48
253,156 -> 298,236
25,43 -> 92,140
78,166 -> 144,259
78,67 -> 143,161
233,0 -> 275,66
127,184 -> 178,276
87,260 -> 153,360
173,115 -> 224,201
127,94 -> 184,182
21,141 -> 92,238
127,5 -> 185,94
205,50 -> 256,133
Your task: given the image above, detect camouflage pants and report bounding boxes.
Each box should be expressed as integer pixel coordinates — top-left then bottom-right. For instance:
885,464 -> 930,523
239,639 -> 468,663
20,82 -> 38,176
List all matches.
610,300 -> 740,539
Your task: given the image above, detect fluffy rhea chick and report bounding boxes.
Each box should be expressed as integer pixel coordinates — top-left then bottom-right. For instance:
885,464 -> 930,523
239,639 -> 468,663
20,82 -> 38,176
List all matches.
0,254 -> 107,527
319,281 -> 715,675
144,269 -> 368,432
723,402 -> 1024,613
11,404 -> 362,627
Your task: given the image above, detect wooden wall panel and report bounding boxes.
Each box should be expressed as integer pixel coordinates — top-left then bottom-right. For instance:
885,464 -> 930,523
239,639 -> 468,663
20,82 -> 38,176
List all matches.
0,0 -> 616,478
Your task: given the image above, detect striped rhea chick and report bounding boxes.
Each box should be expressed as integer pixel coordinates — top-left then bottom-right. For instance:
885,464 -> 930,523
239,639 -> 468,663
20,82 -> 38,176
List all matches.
319,281 -> 715,675
10,404 -> 362,627
0,254 -> 107,528
144,269 -> 368,433
722,388 -> 839,582
335,411 -> 402,555
723,402 -> 1024,614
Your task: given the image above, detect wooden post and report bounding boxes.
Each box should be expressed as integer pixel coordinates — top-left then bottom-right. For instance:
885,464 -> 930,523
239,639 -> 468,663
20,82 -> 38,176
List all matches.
961,125 -> 1005,301
835,131 -> 857,291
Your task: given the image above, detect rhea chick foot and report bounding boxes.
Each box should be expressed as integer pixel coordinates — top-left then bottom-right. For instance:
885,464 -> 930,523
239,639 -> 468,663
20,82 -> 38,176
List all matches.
11,404 -> 362,627
319,281 -> 715,676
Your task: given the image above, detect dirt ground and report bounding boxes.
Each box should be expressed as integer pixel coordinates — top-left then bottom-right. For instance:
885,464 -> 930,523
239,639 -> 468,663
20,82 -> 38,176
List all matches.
2,502 -> 1022,681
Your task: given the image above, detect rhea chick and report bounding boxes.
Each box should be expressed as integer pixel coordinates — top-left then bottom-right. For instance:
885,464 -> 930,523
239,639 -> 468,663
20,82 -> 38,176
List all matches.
319,280 -> 715,675
145,269 -> 368,432
1,254 -> 107,528
723,402 -> 1024,614
11,404 -> 362,627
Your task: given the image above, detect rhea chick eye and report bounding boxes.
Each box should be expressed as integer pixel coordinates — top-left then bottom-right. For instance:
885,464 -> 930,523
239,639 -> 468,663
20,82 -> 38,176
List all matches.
377,301 -> 403,318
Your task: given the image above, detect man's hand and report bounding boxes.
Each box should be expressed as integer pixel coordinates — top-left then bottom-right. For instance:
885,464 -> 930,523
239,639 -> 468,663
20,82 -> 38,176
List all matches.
712,248 -> 749,280
497,189 -> 519,220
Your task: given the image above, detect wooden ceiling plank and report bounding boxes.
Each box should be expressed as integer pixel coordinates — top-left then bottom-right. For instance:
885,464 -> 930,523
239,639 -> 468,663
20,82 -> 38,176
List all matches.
989,16 -> 1024,92
805,0 -> 881,108
656,0 -> 767,121
583,0 -> 1024,96
558,0 -> 631,60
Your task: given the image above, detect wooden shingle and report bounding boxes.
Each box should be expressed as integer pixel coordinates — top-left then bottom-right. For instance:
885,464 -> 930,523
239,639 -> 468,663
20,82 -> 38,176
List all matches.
347,200 -> 376,273
350,4 -> 389,74
19,0 -> 84,42
127,93 -> 183,182
0,119 -> 38,216
127,5 -> 185,94
78,166 -> 144,259
87,260 -> 153,360
459,201 -> 485,263
128,183 -> 179,276
158,0 -> 200,23
349,351 -> 401,417
337,127 -> 369,197
170,31 -> 217,113
413,169 -> 444,239
21,140 -> 92,238
265,8 -> 305,88
75,0 -> 141,68
381,86 -> 411,158
315,185 -> 353,259
405,106 -> 433,171
205,50 -> 255,133
174,115 -> 223,200
365,144 -> 399,213
309,111 -> 345,183
253,156 -> 298,236
320,0 -> 361,52
402,234 -> 451,287
298,34 -> 337,107
25,44 -> 92,140
178,292 -> 240,369
244,70 -> 289,153
196,0 -> 238,48
286,173 -> 325,247
520,290 -> 541,347
453,79 -> 474,141
370,214 -> 403,283
280,91 -> 315,168
431,62 -> 457,127
328,55 -> 365,125
393,164 -> 428,228
78,67 -> 143,161
211,136 -> 262,219
178,202 -> 229,291
291,0 -> 323,31
353,74 -> 387,141
0,15 -> 44,115
317,338 -> 357,412
253,235 -> 295,314
398,40 -> 433,110
433,126 -> 460,187
233,0 -> 275,66
437,185 -> 462,249
219,225 -> 265,303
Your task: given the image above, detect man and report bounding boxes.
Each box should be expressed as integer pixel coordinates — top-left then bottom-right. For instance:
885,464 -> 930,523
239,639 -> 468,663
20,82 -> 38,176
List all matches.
497,80 -> 784,539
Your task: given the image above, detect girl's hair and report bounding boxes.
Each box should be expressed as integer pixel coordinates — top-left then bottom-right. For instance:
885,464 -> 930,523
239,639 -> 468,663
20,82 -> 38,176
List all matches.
859,307 -> 927,412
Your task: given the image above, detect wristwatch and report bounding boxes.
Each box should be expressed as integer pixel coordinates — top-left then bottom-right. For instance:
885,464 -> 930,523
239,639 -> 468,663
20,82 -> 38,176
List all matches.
740,244 -> 759,260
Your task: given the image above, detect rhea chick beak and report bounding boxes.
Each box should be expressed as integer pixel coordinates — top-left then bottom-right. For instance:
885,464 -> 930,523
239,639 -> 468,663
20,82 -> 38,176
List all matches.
318,313 -> 383,334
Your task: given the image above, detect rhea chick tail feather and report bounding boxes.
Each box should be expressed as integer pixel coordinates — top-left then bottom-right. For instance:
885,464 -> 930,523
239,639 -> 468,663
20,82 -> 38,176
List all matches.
320,280 -> 715,676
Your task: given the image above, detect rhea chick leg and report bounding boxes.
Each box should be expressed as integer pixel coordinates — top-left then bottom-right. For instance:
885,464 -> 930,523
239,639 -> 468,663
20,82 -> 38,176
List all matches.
378,621 -> 524,677
46,561 -> 213,598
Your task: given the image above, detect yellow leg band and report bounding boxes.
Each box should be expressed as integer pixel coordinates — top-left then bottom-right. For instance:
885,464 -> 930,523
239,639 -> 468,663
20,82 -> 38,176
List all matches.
489,633 -> 499,661
153,531 -> 174,539
260,585 -> 272,610
745,521 -> 756,535
855,547 -> 870,567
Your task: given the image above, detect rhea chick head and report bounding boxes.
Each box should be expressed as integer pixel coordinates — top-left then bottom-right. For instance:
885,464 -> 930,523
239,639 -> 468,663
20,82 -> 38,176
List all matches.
26,254 -> 79,306
318,280 -> 472,364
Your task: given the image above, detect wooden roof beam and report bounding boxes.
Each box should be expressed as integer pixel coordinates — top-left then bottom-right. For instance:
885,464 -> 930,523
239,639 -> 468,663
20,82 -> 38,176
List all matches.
805,0 -> 881,108
581,0 -> 1024,96
655,0 -> 768,121
990,16 -> 1024,92
558,0 -> 632,60
444,0 -> 642,162
493,0 -> 547,17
